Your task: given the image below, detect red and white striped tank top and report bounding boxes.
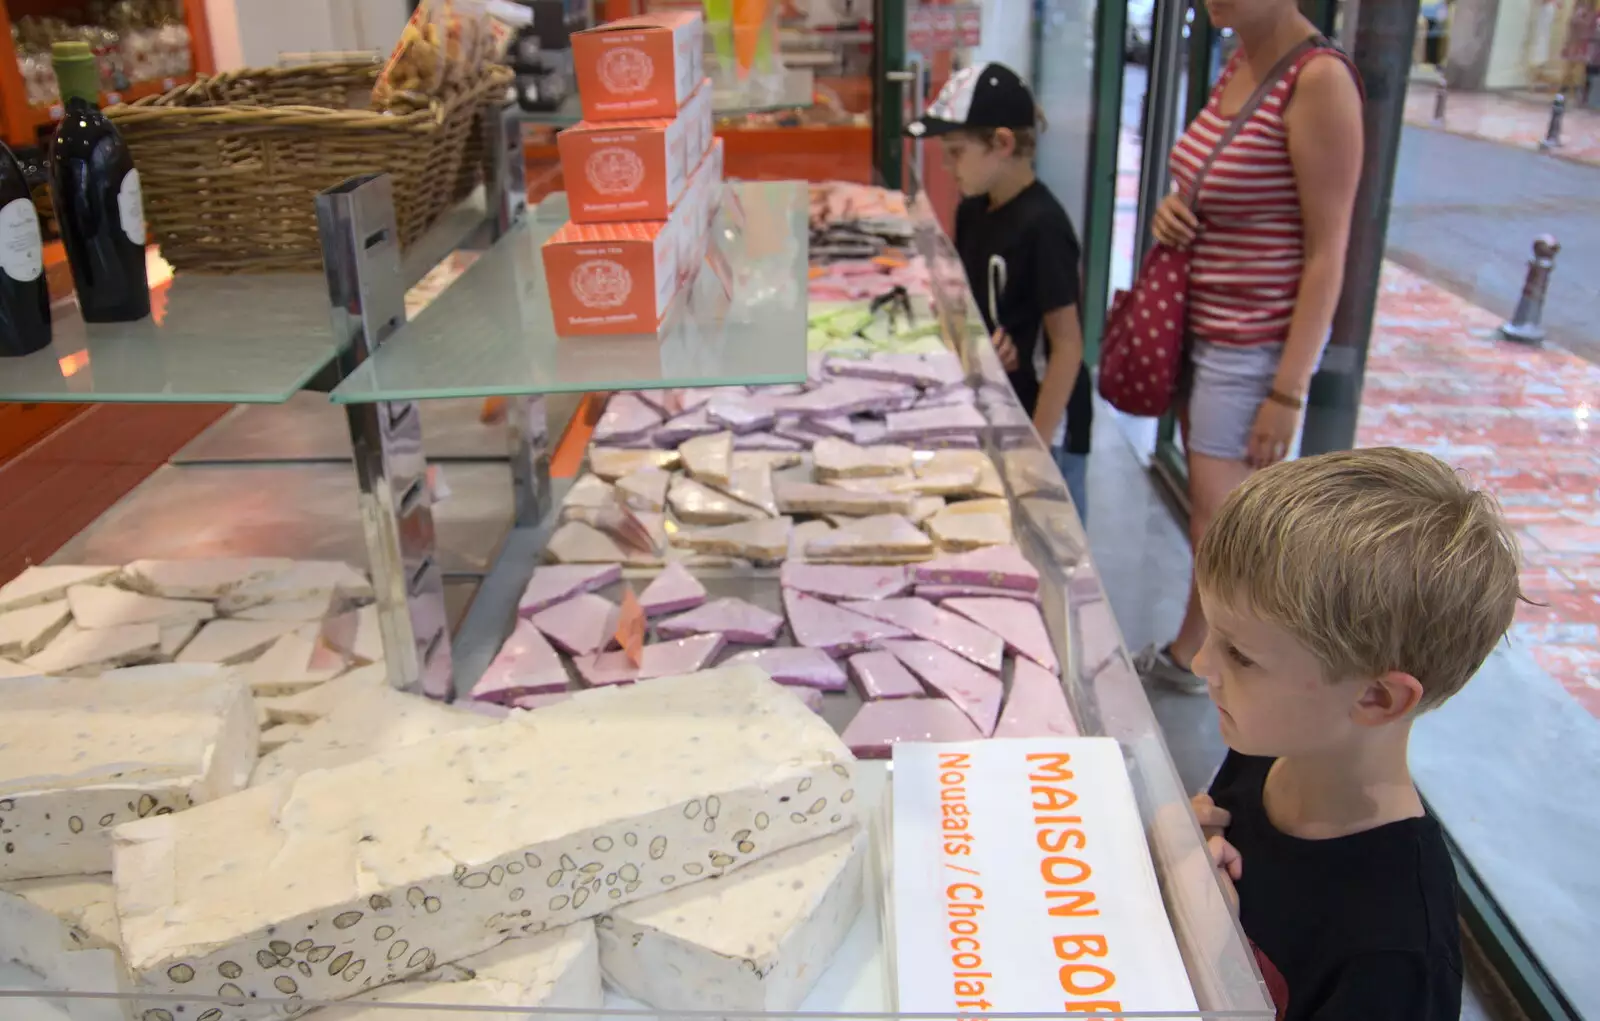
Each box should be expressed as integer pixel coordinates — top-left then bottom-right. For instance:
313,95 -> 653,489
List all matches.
1168,47 -> 1342,346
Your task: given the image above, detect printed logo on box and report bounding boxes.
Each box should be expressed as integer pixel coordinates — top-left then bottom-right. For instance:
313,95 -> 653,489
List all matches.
571,259 -> 634,308
586,148 -> 647,195
599,48 -> 654,94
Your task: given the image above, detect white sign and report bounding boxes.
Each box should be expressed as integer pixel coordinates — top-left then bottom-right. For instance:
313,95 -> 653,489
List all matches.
892,738 -> 1198,1018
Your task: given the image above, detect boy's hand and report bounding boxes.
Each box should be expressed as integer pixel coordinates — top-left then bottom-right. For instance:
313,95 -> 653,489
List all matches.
1208,835 -> 1243,913
990,328 -> 1020,372
1152,192 -> 1199,249
1191,793 -> 1231,840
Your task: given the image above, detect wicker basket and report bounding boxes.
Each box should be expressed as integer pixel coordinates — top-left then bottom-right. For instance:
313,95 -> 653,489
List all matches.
107,61 -> 512,274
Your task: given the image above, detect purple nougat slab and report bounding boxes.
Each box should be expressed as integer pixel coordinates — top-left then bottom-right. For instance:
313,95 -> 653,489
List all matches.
780,562 -> 910,601
878,639 -> 1004,735
851,417 -> 889,446
656,597 -> 784,645
733,431 -> 806,451
705,394 -> 778,434
808,415 -> 855,439
849,649 -> 925,699
914,545 -> 1040,593
827,351 -> 966,390
774,379 -> 911,419
638,562 -> 707,617
654,408 -> 720,447
840,598 -> 1004,671
594,393 -> 664,444
916,583 -> 1041,604
795,687 -> 826,713
518,564 -> 622,616
994,657 -> 1080,739
842,697 -> 983,759
883,403 -> 987,443
784,589 -> 911,657
573,633 -> 726,686
945,596 -> 1059,672
529,593 -> 619,656
721,646 -> 848,690
469,618 -> 570,703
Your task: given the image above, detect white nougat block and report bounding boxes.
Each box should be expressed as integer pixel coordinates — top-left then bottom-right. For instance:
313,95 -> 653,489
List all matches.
599,826 -> 866,1013
0,599 -> 71,658
306,923 -> 602,1021
122,557 -> 293,600
217,561 -> 373,613
0,565 -> 119,614
0,874 -> 133,1021
0,673 -> 259,881
254,662 -> 388,726
250,681 -> 496,787
113,667 -> 859,1019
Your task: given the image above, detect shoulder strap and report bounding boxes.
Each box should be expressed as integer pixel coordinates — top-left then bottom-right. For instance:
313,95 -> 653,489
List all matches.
1182,34 -> 1327,207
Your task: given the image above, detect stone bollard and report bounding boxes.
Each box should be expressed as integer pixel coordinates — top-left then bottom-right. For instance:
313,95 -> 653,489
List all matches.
1540,93 -> 1566,151
1433,71 -> 1448,123
1501,235 -> 1560,345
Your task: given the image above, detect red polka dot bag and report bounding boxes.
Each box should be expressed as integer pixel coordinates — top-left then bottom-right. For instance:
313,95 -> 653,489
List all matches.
1098,37 -> 1324,417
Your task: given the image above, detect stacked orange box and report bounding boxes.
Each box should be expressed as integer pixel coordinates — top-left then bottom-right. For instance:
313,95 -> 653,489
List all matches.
543,10 -> 725,337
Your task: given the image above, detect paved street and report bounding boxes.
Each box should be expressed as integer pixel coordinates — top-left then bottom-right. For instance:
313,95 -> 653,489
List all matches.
1389,126 -> 1600,363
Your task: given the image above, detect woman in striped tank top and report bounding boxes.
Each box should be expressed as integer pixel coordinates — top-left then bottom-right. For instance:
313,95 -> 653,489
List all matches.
1135,0 -> 1364,694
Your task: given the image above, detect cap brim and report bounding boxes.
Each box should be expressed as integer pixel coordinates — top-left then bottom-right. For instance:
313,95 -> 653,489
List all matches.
904,117 -> 963,139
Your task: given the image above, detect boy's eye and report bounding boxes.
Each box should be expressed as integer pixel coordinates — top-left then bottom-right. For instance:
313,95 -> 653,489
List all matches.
1226,644 -> 1255,669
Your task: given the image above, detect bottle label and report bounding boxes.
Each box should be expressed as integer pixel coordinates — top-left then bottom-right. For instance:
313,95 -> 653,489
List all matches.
0,198 -> 44,283
119,168 -> 147,246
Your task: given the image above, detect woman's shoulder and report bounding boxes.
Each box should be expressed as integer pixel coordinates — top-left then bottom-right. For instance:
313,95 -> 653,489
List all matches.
1284,46 -> 1365,110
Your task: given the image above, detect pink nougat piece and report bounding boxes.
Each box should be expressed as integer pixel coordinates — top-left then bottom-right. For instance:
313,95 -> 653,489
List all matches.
529,593 -> 618,656
779,562 -> 910,601
469,618 -> 570,703
638,562 -> 708,617
994,658 -> 1080,739
783,590 -> 911,657
840,598 -> 1003,671
656,597 -> 784,645
913,545 -> 1039,593
594,392 -> 664,444
879,639 -> 1004,736
842,697 -> 983,759
573,633 -> 726,686
945,597 -> 1059,673
721,646 -> 848,690
518,564 -> 621,616
849,649 -> 924,700
915,583 -> 1041,604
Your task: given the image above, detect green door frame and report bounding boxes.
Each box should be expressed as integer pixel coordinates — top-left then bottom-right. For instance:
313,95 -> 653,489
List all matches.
872,0 -> 907,188
1080,0 -> 1128,365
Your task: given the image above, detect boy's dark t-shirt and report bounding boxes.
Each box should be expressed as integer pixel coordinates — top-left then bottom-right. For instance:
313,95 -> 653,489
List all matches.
954,181 -> 1092,455
1209,752 -> 1462,1021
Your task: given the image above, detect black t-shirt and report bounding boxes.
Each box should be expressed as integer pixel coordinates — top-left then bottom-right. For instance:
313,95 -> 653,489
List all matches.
1209,752 -> 1463,1021
954,181 -> 1092,455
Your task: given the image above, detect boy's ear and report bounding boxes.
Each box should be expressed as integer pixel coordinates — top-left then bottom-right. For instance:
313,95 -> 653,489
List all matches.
1352,671 -> 1425,726
992,127 -> 1018,158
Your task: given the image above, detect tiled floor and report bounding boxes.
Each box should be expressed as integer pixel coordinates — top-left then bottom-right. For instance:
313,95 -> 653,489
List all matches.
1405,82 -> 1600,168
1355,264 -> 1600,718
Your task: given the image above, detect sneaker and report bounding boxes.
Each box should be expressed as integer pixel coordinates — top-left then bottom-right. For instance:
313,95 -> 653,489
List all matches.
1134,643 -> 1208,695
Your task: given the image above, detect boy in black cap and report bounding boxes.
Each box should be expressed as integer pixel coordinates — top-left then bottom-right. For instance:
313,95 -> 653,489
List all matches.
908,62 -> 1091,515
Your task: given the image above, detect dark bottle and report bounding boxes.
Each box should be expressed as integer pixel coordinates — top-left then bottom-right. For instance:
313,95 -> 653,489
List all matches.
0,139 -> 52,356
48,40 -> 149,323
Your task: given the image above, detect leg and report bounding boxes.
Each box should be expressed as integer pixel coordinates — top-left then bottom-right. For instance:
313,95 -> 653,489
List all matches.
1053,446 -> 1090,525
1168,450 -> 1253,667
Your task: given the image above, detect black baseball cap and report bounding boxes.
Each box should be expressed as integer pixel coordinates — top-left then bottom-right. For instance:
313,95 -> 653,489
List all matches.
905,63 -> 1037,138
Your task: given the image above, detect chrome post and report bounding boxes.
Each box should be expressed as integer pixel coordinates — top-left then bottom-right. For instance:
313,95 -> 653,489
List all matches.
1540,93 -> 1566,151
1500,235 -> 1560,346
316,173 -> 454,699
509,396 -> 552,527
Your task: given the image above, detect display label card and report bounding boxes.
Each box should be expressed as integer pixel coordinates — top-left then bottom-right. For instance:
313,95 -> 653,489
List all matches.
892,738 -> 1198,1018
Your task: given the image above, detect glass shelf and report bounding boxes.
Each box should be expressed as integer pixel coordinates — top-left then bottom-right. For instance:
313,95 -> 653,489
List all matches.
0,273 -> 343,404
330,180 -> 811,403
512,68 -> 815,126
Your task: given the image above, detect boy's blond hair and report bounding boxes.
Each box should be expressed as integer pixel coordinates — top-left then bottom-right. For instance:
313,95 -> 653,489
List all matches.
1195,447 -> 1522,708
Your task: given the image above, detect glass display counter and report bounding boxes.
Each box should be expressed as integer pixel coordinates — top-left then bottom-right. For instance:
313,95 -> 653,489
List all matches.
0,166 -> 1270,1020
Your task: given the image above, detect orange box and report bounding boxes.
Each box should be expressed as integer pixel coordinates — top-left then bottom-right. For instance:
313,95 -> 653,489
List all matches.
558,80 -> 713,223
543,220 -> 680,336
573,12 -> 704,122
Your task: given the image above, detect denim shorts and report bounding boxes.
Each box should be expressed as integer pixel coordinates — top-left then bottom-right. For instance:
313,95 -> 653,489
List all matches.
1180,340 -> 1285,461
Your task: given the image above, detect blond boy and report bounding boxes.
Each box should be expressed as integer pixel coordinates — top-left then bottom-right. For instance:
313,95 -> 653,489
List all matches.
1187,447 -> 1520,1021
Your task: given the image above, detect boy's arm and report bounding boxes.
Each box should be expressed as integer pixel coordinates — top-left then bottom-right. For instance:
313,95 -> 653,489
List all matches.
1033,306 -> 1083,445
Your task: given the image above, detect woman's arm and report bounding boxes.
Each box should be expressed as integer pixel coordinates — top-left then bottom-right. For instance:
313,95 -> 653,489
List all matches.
1277,56 -> 1365,400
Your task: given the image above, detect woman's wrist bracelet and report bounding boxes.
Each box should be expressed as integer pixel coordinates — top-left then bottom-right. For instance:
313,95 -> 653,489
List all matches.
1266,388 -> 1305,410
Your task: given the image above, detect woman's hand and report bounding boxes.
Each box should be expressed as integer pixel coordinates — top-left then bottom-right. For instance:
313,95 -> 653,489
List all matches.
1152,192 -> 1199,249
1247,398 -> 1302,469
